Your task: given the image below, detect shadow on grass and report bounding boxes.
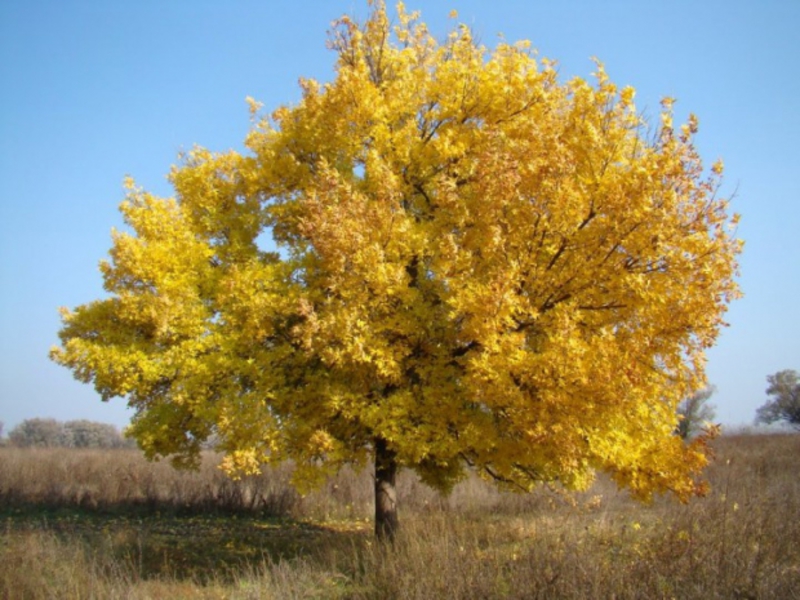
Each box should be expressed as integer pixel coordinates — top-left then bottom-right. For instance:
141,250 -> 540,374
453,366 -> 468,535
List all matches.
1,505 -> 371,583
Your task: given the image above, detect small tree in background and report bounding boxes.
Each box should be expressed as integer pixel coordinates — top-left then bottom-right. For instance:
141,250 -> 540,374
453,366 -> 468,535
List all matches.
7,418 -> 128,448
63,419 -> 126,448
756,370 -> 800,430
676,387 -> 716,439
9,418 -> 64,447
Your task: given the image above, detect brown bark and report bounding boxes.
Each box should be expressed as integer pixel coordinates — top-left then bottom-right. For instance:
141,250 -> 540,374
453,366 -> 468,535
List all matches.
374,436 -> 398,541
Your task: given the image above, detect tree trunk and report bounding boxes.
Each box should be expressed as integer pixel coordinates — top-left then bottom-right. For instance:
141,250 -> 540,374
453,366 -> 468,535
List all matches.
374,436 -> 399,541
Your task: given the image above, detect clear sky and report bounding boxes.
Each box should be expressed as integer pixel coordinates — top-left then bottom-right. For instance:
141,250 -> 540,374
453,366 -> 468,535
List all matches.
1,1 -> 798,433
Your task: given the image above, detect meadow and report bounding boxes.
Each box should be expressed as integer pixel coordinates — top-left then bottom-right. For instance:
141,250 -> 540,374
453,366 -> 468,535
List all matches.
1,432 -> 798,599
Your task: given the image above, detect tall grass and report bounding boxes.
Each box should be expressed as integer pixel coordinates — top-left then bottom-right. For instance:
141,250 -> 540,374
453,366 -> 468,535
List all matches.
1,433 -> 798,598
0,448 -> 298,516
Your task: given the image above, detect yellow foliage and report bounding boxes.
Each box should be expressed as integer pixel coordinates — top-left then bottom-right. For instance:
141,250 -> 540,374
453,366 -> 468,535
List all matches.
52,1 -> 741,501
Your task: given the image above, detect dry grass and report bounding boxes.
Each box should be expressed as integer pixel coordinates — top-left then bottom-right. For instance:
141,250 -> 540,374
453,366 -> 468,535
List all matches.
1,433 -> 798,599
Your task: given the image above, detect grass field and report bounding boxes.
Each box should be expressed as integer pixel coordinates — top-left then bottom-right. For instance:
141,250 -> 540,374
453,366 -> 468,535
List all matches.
1,433 -> 798,599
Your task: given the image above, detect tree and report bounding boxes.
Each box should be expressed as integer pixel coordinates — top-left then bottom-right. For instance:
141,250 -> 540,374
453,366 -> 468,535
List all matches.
9,418 -> 64,447
6,418 -> 127,448
675,387 -> 716,439
63,419 -> 126,448
51,2 -> 741,539
755,370 -> 800,430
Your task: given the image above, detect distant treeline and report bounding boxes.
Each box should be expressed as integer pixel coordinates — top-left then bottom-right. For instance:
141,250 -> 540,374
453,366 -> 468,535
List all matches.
1,418 -> 133,449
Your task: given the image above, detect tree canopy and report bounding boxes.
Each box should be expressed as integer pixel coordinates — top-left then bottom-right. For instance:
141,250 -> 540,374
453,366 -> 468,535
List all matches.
756,370 -> 800,430
7,418 -> 128,448
52,2 -> 741,536
675,387 -> 716,439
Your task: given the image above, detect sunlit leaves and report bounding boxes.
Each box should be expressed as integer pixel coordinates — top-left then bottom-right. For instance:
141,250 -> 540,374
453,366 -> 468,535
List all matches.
52,1 -> 740,502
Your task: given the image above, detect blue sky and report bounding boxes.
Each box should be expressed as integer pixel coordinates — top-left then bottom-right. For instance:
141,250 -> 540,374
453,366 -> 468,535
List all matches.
1,1 -> 798,433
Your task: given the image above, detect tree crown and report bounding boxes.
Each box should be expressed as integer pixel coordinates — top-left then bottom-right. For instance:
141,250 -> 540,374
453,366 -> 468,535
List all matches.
52,2 -> 741,501
756,370 -> 800,430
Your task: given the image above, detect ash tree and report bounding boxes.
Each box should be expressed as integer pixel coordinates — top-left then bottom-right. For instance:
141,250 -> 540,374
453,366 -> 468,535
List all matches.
52,2 -> 742,539
756,370 -> 800,430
